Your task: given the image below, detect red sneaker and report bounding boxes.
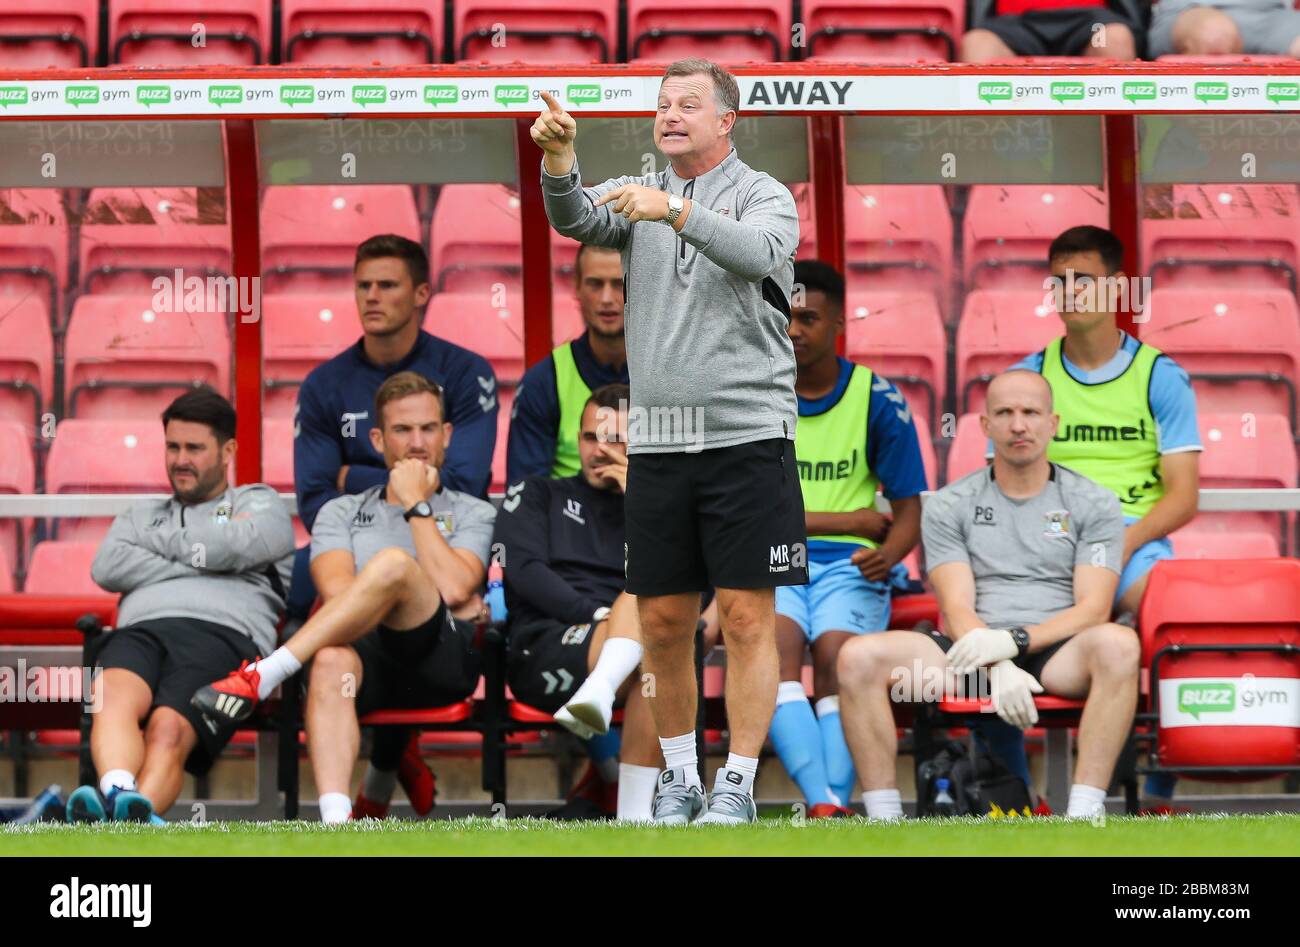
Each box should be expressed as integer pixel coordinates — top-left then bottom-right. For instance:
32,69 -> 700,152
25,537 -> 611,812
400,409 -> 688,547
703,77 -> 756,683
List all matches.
1031,801 -> 1053,817
191,660 -> 261,733
351,794 -> 390,820
808,803 -> 855,819
1138,804 -> 1192,817
397,732 -> 437,816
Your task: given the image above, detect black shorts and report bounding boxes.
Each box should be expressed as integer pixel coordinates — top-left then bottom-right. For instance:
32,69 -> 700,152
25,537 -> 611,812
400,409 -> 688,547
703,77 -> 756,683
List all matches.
349,602 -> 481,717
624,437 -> 808,596
95,617 -> 261,776
980,7 -> 1143,56
506,617 -> 597,714
911,625 -> 1068,682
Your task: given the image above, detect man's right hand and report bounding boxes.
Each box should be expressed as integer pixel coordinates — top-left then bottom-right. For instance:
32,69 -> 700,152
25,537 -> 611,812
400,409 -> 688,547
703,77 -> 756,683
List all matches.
390,458 -> 438,509
988,660 -> 1044,729
531,90 -> 577,169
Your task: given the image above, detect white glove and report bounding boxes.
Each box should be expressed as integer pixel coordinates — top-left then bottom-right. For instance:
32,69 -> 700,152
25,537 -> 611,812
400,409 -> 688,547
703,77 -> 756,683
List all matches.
946,627 -> 1019,674
989,660 -> 1044,729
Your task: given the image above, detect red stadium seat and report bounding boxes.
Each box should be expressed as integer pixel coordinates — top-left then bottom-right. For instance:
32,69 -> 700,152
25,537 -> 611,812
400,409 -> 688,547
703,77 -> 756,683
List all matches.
944,413 -> 987,484
627,0 -> 791,62
1192,411 -> 1296,548
109,0 -> 273,64
1169,530 -> 1281,560
262,294 -> 360,416
44,419 -> 168,543
1138,559 -> 1300,774
963,185 -> 1108,290
0,421 -> 35,588
261,185 -> 421,293
79,188 -> 232,295
844,185 -> 953,319
955,289 -> 1062,415
1141,184 -> 1300,293
789,183 -> 821,261
430,185 -> 524,293
0,549 -> 11,594
262,417 -> 310,547
0,296 -> 55,435
426,292 -> 524,384
1141,288 -> 1300,429
23,542 -> 102,596
844,290 -> 946,429
281,0 -> 442,63
803,0 -> 965,62
551,293 -> 586,347
453,0 -> 617,63
0,188 -> 69,327
63,296 -> 231,420
0,0 -> 99,67
909,412 -> 937,492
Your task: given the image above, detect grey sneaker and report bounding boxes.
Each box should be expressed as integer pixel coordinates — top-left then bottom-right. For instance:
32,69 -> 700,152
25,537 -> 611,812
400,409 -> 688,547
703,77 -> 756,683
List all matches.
696,767 -> 757,825
652,767 -> 706,825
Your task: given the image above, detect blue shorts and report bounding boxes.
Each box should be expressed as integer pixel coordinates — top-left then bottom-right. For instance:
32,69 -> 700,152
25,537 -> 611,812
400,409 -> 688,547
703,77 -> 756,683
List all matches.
775,557 -> 894,641
1117,536 -> 1174,605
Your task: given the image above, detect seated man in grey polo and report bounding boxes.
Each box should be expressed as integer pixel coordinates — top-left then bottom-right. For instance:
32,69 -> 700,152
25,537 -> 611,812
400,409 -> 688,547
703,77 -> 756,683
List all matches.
192,371 -> 495,824
1149,0 -> 1300,58
74,387 -> 295,824
837,370 -> 1140,821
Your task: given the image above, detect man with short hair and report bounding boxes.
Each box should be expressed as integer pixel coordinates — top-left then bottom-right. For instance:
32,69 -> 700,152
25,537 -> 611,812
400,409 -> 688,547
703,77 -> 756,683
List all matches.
70,388 -> 295,823
1011,223 -> 1201,808
194,372 -> 495,824
534,57 -> 806,825
771,260 -> 925,818
1149,0 -> 1300,58
838,370 -> 1139,822
292,233 -> 499,815
496,384 -> 662,821
507,243 -> 629,483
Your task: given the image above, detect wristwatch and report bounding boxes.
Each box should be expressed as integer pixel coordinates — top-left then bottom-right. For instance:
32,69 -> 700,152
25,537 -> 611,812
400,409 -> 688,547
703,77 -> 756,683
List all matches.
666,194 -> 684,226
1007,626 -> 1031,659
592,606 -> 612,623
403,501 -> 433,521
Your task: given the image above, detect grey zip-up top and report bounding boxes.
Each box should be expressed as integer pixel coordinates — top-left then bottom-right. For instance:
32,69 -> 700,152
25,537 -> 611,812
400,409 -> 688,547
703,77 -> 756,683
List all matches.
541,147 -> 800,453
91,484 -> 295,656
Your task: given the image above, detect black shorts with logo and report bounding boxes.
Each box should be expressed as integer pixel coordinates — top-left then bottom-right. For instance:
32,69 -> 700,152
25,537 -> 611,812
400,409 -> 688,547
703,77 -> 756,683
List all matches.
506,617 -> 597,714
911,625 -> 1069,683
349,602 -> 482,717
624,437 -> 809,596
95,617 -> 261,776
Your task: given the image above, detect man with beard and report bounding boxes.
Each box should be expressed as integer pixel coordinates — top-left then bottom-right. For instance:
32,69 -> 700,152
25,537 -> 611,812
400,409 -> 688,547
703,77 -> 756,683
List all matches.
69,388 -> 295,823
507,243 -> 629,483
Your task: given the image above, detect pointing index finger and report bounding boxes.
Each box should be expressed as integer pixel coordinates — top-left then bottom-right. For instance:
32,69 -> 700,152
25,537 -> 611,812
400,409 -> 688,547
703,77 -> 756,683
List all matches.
539,90 -> 563,113
592,184 -> 626,207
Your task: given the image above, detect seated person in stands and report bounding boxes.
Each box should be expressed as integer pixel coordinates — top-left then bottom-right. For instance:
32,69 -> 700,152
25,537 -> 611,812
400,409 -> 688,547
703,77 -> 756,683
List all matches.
494,384 -> 662,822
293,234 -> 499,819
193,372 -> 495,824
838,370 -> 1138,821
771,261 -> 926,819
1149,0 -> 1300,58
961,0 -> 1143,60
507,243 -> 630,483
75,388 -> 295,823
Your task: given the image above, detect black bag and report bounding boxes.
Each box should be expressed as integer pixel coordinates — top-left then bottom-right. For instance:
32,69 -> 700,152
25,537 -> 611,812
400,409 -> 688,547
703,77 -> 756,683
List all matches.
916,739 -> 1034,818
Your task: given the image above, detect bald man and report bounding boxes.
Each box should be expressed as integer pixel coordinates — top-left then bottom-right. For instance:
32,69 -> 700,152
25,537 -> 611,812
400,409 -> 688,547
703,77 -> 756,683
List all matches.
837,370 -> 1139,820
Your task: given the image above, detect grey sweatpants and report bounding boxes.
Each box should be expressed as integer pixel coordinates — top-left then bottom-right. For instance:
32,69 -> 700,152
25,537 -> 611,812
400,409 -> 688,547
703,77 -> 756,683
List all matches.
1149,0 -> 1300,56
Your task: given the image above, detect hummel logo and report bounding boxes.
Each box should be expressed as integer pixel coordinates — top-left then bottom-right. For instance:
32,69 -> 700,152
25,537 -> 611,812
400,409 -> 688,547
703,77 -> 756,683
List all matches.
477,375 -> 496,393
563,498 -> 585,525
503,481 -> 525,513
214,693 -> 244,717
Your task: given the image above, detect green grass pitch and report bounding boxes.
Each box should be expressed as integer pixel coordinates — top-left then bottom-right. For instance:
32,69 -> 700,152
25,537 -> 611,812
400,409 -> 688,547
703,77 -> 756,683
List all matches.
4,814 -> 1299,856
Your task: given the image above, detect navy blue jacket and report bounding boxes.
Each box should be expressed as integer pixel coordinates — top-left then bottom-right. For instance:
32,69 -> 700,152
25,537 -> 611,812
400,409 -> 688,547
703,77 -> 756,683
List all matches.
506,332 -> 629,485
294,331 -> 498,531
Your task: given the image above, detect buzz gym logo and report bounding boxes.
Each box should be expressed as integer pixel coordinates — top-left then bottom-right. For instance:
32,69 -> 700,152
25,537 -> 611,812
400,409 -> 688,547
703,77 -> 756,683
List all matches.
136,85 -> 172,107
1161,676 -> 1300,728
0,86 -> 29,108
977,82 -> 1013,104
66,85 -> 101,107
567,84 -> 601,105
424,84 -> 457,107
351,85 -> 387,107
494,84 -> 528,107
208,85 -> 243,107
280,85 -> 314,107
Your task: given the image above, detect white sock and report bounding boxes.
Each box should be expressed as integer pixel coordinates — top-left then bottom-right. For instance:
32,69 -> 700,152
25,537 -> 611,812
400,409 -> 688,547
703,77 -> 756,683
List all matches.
617,763 -> 660,822
362,766 -> 398,803
99,769 -> 136,797
587,637 -> 643,693
776,680 -> 807,706
814,695 -> 840,718
725,752 -> 759,781
250,646 -> 302,700
1066,783 -> 1108,819
659,732 -> 700,787
319,792 -> 352,824
863,788 -> 903,821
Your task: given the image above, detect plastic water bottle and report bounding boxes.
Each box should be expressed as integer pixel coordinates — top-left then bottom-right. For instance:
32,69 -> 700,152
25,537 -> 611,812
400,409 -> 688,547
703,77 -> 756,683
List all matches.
931,778 -> 957,817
